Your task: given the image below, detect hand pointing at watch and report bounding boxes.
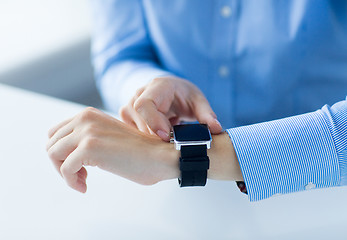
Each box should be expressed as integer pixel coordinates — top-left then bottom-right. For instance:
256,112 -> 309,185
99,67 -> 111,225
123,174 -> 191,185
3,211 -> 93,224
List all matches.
119,76 -> 223,141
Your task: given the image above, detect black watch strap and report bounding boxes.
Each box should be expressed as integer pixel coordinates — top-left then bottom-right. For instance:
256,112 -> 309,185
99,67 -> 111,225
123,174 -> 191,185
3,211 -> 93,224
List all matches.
179,145 -> 210,187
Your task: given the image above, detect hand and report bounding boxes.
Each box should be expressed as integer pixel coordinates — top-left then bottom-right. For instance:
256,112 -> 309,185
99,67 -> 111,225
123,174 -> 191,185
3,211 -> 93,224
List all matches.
119,76 -> 223,141
46,107 -> 179,193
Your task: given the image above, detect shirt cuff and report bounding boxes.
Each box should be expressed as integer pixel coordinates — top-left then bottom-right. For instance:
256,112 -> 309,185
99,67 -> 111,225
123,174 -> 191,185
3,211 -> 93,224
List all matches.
226,110 -> 340,201
320,99 -> 347,186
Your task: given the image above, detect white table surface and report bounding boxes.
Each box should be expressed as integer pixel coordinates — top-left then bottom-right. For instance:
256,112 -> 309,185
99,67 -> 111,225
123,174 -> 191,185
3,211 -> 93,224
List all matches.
0,84 -> 347,240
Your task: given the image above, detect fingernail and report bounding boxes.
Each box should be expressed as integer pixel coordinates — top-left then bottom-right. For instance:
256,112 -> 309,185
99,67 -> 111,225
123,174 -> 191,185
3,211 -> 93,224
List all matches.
157,130 -> 169,140
214,118 -> 222,127
214,118 -> 224,133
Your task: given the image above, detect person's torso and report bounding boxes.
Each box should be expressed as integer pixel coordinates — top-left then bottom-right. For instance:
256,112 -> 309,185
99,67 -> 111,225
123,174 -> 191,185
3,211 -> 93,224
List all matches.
142,0 -> 347,127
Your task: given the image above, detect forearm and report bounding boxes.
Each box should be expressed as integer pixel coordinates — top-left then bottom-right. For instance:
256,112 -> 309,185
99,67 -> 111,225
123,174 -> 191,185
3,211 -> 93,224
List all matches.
91,0 -> 171,113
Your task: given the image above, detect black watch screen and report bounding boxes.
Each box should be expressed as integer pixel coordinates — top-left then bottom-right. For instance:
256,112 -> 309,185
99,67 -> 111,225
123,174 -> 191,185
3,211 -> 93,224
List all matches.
173,124 -> 211,141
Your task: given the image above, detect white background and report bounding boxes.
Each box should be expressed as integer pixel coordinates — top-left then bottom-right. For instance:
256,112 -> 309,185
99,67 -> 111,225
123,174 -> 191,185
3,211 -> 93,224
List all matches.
0,0 -> 101,107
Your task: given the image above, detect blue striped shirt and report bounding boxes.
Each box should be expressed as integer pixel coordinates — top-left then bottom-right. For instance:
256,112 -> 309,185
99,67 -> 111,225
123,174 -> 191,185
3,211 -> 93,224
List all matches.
227,98 -> 347,201
90,1 -> 347,200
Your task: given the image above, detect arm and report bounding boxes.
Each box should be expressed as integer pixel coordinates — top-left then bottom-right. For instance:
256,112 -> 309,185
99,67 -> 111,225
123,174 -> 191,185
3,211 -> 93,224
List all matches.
46,107 -> 242,193
46,101 -> 347,200
228,97 -> 347,201
90,0 -> 170,113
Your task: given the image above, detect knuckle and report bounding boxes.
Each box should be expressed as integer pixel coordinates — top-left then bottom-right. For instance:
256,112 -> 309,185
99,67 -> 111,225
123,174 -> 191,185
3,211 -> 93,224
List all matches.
78,107 -> 98,122
135,87 -> 145,97
119,106 -> 129,120
151,77 -> 173,88
133,98 -> 148,112
84,107 -> 98,114
60,164 -> 70,176
84,156 -> 96,167
47,148 -> 58,160
150,77 -> 162,84
151,77 -> 165,84
192,91 -> 205,101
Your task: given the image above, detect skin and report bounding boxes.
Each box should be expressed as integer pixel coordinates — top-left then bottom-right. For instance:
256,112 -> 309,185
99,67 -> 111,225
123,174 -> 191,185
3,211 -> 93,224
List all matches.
119,76 -> 223,141
46,107 -> 243,193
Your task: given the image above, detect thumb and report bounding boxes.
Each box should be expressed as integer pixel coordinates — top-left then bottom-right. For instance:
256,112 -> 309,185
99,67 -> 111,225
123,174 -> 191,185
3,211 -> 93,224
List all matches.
191,95 -> 223,134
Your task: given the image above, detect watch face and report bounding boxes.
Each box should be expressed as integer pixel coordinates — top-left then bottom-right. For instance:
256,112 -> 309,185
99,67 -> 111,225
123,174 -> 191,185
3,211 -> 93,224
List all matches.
173,124 -> 211,142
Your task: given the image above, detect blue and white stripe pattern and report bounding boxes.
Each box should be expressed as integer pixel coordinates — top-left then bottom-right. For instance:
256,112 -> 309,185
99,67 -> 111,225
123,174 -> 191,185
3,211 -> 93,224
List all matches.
227,97 -> 347,201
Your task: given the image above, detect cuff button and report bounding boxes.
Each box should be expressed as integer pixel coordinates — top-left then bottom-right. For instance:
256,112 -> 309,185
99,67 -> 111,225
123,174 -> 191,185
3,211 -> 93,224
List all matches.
305,182 -> 316,190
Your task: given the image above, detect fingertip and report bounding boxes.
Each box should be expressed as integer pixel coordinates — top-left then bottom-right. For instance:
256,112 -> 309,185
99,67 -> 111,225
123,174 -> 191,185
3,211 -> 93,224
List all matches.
79,184 -> 87,193
75,185 -> 87,194
48,128 -> 55,138
208,118 -> 223,134
63,173 -> 86,194
78,167 -> 88,179
77,170 -> 87,193
74,179 -> 87,193
156,130 -> 170,142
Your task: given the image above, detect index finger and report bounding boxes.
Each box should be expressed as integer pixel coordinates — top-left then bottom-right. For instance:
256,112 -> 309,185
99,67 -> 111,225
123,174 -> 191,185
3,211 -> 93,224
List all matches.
134,99 -> 171,141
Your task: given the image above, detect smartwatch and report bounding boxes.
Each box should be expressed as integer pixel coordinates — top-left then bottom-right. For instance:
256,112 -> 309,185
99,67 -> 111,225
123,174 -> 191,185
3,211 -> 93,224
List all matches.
171,124 -> 212,187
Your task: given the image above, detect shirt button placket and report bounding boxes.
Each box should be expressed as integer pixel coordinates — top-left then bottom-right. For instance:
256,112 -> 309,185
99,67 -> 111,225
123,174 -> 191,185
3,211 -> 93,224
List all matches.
212,1 -> 235,126
218,65 -> 229,78
220,5 -> 232,18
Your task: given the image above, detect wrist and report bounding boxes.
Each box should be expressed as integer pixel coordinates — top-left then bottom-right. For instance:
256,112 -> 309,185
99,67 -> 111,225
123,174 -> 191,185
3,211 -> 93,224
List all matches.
207,132 -> 243,181
153,140 -> 180,182
151,131 -> 243,185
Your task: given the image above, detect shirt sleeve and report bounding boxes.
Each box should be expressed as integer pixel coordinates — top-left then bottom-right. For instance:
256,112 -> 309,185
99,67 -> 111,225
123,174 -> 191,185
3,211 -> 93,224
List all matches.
227,97 -> 347,201
90,0 -> 171,113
